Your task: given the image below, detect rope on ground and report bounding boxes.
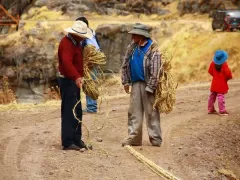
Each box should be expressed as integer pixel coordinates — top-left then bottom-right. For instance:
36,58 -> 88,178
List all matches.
154,51 -> 178,114
125,145 -> 181,180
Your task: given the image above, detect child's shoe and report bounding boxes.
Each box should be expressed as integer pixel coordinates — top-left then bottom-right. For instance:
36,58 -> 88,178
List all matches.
208,110 -> 218,114
219,111 -> 229,116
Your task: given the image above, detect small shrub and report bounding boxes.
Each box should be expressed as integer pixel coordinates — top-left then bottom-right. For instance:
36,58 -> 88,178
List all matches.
0,76 -> 16,104
46,86 -> 61,100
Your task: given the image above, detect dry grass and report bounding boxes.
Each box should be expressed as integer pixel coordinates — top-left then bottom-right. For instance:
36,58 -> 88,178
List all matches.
46,86 -> 61,100
21,6 -> 63,21
0,100 -> 60,111
160,24 -> 240,84
0,76 -> 16,105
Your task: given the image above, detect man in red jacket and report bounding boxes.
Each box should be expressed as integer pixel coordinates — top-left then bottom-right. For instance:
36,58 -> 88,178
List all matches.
58,21 -> 93,150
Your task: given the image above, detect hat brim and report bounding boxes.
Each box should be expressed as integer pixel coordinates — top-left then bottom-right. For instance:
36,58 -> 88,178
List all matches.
128,29 -> 150,38
64,27 -> 93,39
213,51 -> 228,65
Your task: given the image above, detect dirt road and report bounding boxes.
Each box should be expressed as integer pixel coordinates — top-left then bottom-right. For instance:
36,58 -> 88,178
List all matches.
0,80 -> 239,180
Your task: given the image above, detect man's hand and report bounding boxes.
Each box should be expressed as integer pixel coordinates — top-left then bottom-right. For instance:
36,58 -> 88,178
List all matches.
124,85 -> 130,94
75,77 -> 84,88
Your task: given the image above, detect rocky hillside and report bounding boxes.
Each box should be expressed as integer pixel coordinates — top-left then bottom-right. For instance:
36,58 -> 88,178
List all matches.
1,0 -> 239,20
0,0 -> 34,15
178,0 -> 240,15
0,1 -> 240,102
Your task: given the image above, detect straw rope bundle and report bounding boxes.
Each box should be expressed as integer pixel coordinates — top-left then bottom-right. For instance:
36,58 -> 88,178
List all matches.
125,145 -> 180,180
82,44 -> 106,100
153,51 -> 178,114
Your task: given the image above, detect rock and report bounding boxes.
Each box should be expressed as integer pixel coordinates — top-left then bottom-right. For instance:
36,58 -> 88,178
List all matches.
80,148 -> 86,152
1,26 -> 10,34
78,4 -> 90,11
96,137 -> 103,142
96,24 -> 134,73
177,0 -> 230,15
4,67 -> 16,79
114,3 -> 127,10
35,0 -> 48,7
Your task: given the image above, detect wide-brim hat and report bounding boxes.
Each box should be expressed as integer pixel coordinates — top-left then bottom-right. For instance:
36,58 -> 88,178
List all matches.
213,50 -> 228,65
64,21 -> 93,39
128,23 -> 150,38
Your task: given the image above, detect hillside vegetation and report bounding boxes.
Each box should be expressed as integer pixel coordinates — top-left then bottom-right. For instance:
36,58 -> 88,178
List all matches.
158,19 -> 240,83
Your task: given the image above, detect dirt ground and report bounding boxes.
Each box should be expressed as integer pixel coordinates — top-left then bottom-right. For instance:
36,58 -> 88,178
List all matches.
0,80 -> 239,180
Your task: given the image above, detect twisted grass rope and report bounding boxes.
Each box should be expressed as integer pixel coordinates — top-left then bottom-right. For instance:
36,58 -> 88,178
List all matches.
72,90 -> 90,143
125,145 -> 181,180
154,51 -> 178,114
72,45 -> 107,149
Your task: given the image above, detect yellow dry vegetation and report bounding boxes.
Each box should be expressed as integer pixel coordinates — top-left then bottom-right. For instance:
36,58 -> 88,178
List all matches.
0,100 -> 60,111
160,25 -> 240,83
0,76 -> 16,105
21,6 -> 62,20
20,6 -> 67,30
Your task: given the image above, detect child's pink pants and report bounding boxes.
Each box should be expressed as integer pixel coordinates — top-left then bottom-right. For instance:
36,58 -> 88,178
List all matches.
208,92 -> 226,113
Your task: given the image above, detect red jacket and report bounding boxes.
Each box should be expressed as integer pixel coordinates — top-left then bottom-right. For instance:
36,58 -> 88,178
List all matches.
58,36 -> 83,81
208,62 -> 232,94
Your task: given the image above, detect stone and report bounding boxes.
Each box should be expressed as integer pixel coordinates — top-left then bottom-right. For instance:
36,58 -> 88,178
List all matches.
96,137 -> 103,142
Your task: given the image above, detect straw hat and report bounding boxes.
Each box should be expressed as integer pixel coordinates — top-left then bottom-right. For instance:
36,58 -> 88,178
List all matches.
64,21 -> 93,39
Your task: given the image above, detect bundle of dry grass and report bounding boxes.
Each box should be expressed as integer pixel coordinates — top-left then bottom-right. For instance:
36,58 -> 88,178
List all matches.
82,45 -> 106,100
153,51 -> 178,114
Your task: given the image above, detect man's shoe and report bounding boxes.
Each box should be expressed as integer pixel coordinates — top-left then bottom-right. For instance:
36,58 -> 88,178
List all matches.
82,109 -> 97,115
77,140 -> 93,150
87,111 -> 97,114
122,138 -> 141,147
62,144 -> 81,151
152,143 -> 161,147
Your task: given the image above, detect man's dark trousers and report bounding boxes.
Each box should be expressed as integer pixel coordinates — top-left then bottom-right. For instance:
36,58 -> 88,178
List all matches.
58,77 -> 82,147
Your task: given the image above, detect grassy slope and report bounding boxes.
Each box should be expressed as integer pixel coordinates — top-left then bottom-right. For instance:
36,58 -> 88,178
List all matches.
160,23 -> 240,83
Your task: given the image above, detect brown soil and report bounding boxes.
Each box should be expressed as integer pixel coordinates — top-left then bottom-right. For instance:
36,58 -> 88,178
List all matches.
0,80 -> 239,180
